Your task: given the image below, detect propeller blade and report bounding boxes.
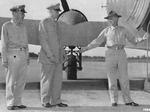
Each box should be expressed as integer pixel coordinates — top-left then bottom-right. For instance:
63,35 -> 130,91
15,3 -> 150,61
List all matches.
60,0 -> 70,12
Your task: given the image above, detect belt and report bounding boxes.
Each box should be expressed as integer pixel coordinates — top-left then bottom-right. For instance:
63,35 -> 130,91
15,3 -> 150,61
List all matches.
107,45 -> 124,50
8,47 -> 27,51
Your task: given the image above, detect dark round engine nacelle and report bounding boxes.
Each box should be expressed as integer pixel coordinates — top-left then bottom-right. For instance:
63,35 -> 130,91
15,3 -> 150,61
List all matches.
57,9 -> 88,25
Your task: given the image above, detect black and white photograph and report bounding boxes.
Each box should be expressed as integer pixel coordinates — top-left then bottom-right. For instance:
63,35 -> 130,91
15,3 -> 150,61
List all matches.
0,0 -> 150,112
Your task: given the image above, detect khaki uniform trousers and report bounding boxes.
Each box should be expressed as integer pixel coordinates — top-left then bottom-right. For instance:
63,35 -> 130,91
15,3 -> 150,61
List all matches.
6,49 -> 28,106
40,62 -> 63,105
105,49 -> 133,104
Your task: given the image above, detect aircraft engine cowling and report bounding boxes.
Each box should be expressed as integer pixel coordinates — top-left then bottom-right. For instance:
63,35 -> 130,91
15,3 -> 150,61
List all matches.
57,9 -> 88,25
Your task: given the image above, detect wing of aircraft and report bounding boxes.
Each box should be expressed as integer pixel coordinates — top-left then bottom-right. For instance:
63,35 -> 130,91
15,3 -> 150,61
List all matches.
59,21 -> 108,47
0,0 -> 149,50
0,17 -> 108,46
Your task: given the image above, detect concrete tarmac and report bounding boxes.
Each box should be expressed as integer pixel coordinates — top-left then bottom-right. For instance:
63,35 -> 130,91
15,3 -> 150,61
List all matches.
0,90 -> 150,112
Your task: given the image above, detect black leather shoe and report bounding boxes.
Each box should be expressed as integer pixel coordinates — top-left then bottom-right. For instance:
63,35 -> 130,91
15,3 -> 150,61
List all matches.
7,106 -> 19,110
42,103 -> 53,108
17,105 -> 27,109
125,102 -> 139,106
112,103 -> 117,106
55,103 -> 68,107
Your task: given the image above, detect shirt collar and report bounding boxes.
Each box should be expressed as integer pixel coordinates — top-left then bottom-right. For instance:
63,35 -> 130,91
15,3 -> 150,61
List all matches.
11,19 -> 24,26
110,25 -> 119,30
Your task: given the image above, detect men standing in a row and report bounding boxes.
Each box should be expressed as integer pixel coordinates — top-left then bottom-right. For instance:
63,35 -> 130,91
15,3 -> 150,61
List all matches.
81,10 -> 149,106
1,5 -> 29,110
38,3 -> 68,108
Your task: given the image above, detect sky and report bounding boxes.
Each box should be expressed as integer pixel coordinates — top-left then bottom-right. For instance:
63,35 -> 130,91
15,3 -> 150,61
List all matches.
0,0 -> 147,57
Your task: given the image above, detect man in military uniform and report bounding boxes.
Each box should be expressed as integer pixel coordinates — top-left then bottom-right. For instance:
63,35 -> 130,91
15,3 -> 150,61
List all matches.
81,11 -> 149,106
38,3 -> 68,108
1,5 -> 29,110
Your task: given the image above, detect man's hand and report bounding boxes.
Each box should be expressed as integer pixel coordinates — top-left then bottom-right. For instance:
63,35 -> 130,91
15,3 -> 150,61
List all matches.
143,32 -> 149,40
2,61 -> 8,68
48,55 -> 59,64
136,32 -> 149,44
81,47 -> 87,53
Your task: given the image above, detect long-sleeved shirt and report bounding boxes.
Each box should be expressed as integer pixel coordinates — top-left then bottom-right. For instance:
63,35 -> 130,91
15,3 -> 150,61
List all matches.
38,17 -> 63,64
86,25 -> 146,50
1,20 -> 28,62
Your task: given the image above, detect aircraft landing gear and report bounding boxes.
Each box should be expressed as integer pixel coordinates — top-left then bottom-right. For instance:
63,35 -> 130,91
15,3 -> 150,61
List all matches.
66,67 -> 77,80
63,45 -> 82,80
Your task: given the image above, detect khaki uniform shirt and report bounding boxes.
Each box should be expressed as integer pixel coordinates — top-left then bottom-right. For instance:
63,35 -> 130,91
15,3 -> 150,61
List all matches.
86,26 -> 144,49
38,18 -> 63,64
1,20 -> 28,63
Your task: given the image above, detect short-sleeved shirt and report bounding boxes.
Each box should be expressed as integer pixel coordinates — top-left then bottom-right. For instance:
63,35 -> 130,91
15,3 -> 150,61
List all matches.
87,25 -> 138,48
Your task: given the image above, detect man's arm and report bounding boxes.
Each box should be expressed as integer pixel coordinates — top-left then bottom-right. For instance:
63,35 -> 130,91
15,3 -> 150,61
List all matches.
1,24 -> 8,68
82,28 -> 106,52
24,27 -> 30,65
39,21 -> 54,58
26,45 -> 30,65
125,29 -> 149,45
135,33 -> 148,44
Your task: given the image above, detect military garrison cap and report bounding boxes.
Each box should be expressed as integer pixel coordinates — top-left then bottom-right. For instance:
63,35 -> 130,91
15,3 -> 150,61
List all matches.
10,5 -> 27,13
104,10 -> 121,19
47,3 -> 61,11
